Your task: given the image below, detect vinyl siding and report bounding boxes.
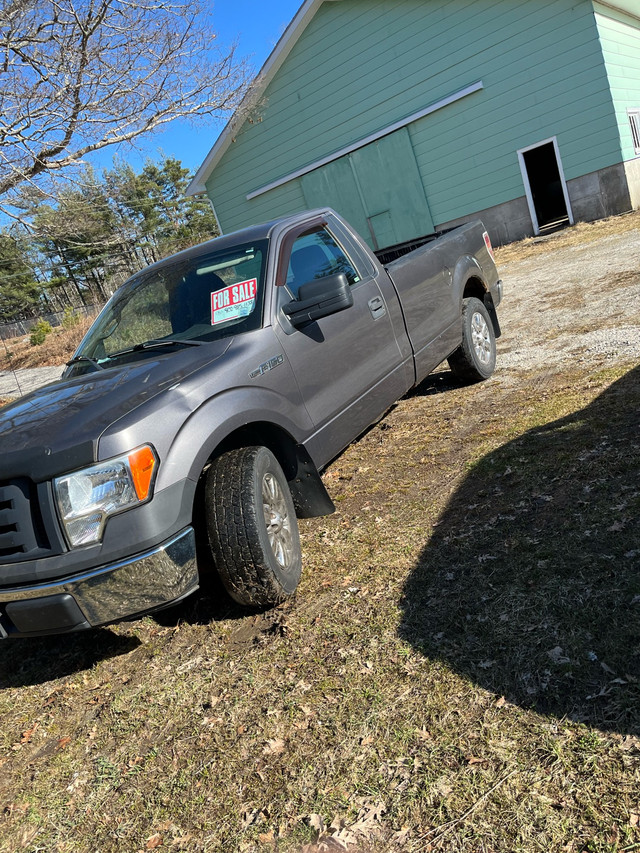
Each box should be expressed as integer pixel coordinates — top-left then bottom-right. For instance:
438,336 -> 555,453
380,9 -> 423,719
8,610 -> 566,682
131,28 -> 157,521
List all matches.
206,0 -> 619,233
594,4 -> 640,162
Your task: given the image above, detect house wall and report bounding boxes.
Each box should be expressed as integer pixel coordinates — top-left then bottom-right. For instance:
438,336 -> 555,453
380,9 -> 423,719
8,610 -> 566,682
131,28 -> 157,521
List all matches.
594,3 -> 640,207
205,0 -> 625,243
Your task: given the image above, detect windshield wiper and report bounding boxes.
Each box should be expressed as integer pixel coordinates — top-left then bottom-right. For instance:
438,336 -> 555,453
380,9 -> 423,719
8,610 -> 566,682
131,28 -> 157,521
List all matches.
100,339 -> 204,361
134,339 -> 203,351
66,355 -> 105,371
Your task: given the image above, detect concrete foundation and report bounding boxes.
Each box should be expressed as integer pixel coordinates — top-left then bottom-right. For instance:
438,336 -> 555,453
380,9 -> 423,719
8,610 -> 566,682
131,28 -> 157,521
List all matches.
568,161 -> 633,222
437,159 -> 640,246
437,195 -> 534,247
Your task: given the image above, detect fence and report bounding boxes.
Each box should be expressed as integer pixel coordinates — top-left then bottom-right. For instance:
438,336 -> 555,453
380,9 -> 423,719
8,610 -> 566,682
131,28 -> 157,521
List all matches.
0,304 -> 102,341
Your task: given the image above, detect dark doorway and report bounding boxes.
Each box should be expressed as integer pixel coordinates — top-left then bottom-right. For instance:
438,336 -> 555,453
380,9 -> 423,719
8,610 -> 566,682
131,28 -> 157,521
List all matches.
520,140 -> 571,231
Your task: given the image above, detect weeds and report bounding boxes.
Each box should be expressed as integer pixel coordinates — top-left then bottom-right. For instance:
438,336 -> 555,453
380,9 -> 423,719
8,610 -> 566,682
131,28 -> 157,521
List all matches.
0,315 -> 93,370
28,319 -> 52,347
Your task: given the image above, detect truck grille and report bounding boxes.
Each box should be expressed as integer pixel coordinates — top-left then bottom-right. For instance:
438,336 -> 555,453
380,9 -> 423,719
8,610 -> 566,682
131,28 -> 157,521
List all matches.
0,478 -> 52,562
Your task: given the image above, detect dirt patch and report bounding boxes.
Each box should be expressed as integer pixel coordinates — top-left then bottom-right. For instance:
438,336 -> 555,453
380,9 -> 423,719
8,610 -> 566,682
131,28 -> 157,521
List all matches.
226,612 -> 291,654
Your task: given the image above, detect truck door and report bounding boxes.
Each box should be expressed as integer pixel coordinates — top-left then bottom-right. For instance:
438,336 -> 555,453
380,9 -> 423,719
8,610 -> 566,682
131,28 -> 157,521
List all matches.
273,221 -> 408,468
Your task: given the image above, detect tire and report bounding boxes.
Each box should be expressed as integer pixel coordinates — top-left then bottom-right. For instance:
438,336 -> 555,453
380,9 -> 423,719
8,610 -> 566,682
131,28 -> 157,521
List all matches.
204,446 -> 302,606
447,296 -> 496,383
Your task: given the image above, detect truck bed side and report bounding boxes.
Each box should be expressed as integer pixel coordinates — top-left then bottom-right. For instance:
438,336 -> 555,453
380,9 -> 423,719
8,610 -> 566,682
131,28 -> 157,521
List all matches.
383,221 -> 501,384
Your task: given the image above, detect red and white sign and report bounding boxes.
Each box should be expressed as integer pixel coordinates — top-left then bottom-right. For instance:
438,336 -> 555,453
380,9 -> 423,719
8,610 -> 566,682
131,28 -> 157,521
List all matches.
210,278 -> 257,325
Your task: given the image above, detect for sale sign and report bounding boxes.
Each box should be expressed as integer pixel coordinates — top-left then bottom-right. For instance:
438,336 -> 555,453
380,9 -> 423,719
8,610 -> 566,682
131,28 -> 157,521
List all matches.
210,278 -> 257,325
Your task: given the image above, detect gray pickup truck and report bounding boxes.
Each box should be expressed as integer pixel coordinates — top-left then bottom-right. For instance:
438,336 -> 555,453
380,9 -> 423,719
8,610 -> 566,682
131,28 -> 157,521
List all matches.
0,209 -> 502,638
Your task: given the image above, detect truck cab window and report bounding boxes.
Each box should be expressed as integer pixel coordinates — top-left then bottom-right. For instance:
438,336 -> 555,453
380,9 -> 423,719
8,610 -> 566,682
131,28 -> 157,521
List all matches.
286,227 -> 360,299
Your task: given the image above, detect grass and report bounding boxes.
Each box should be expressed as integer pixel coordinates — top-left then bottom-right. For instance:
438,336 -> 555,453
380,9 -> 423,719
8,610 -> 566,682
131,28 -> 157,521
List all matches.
1,215 -> 639,851
1,358 -> 639,852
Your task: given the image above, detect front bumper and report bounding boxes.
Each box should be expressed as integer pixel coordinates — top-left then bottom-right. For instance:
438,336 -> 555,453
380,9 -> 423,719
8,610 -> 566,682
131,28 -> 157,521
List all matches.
0,527 -> 198,638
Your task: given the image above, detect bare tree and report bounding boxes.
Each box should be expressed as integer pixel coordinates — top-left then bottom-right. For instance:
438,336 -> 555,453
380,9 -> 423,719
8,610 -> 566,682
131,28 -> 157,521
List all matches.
0,0 -> 247,208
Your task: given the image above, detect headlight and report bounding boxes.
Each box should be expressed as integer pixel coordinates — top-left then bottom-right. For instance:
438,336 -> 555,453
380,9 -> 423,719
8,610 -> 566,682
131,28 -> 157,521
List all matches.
54,445 -> 158,547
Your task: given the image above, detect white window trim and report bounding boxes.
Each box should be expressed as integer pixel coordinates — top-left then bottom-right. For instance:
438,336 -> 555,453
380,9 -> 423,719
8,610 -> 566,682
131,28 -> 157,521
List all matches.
246,80 -> 484,201
517,136 -> 574,236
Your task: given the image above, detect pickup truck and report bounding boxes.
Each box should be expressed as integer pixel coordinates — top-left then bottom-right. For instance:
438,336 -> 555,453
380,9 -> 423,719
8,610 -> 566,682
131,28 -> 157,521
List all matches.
0,208 -> 502,638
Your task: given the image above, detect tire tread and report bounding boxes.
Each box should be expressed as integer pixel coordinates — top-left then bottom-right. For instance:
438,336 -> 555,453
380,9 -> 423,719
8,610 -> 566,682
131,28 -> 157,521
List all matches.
205,446 -> 301,607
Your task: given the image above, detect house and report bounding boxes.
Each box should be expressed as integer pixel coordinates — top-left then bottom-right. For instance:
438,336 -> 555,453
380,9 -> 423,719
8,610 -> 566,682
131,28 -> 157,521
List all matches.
187,0 -> 640,250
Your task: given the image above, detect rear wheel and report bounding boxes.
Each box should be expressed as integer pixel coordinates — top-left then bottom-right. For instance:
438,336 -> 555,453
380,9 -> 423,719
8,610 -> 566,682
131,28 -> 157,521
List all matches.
448,296 -> 496,382
204,446 -> 302,606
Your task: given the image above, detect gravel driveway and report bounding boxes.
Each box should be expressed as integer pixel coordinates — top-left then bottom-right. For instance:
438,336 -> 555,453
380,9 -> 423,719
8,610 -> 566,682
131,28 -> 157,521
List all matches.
0,365 -> 64,397
496,225 -> 640,377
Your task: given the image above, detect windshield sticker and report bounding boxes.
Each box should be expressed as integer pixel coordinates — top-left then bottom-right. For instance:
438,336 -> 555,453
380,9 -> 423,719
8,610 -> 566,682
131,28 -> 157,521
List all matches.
210,278 -> 257,325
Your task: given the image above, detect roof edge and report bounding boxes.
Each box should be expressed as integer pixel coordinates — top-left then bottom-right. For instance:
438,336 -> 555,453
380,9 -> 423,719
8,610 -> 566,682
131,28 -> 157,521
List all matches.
187,0 -> 343,197
594,0 -> 640,22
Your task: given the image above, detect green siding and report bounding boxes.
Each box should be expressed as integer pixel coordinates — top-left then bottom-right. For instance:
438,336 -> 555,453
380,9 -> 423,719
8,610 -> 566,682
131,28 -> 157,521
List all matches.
301,128 -> 434,249
206,0 -> 621,234
594,4 -> 640,162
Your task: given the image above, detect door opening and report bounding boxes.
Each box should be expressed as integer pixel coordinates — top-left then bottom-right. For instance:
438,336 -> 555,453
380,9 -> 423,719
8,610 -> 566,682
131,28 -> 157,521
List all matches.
518,138 -> 573,234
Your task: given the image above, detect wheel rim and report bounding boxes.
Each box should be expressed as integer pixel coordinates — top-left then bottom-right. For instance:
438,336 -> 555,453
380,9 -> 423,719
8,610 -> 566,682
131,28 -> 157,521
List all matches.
471,311 -> 492,365
262,473 -> 294,569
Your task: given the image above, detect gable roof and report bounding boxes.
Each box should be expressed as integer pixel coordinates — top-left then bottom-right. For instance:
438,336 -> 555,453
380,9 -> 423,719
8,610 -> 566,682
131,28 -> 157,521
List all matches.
186,0 -> 344,196
186,0 -> 639,197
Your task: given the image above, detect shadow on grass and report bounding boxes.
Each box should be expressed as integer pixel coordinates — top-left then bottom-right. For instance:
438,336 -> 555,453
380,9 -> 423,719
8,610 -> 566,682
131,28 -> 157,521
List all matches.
152,550 -> 253,629
408,367 -> 463,397
0,629 -> 140,689
152,587 -> 248,628
400,363 -> 640,734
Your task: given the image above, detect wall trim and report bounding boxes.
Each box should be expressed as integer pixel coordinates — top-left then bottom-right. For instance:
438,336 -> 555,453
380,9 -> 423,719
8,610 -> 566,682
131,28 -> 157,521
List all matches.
245,80 -> 484,201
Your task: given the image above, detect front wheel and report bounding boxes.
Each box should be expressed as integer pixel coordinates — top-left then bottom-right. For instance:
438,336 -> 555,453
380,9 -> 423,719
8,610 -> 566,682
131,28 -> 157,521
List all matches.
447,296 -> 497,383
204,446 -> 302,607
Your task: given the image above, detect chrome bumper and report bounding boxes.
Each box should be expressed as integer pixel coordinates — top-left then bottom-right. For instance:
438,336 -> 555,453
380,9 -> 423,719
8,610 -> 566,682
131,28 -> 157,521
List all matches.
0,527 -> 198,637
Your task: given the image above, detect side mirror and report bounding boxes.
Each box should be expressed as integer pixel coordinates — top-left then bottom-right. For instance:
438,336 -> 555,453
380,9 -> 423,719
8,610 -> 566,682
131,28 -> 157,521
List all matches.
282,273 -> 354,327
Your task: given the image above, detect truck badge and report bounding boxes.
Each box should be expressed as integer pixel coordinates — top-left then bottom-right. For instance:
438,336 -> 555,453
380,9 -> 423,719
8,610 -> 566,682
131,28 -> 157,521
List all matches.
249,354 -> 284,379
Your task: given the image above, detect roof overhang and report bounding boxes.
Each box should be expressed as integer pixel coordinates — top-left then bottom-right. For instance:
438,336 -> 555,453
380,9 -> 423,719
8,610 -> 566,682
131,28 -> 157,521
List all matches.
186,0 -> 344,196
595,0 -> 640,21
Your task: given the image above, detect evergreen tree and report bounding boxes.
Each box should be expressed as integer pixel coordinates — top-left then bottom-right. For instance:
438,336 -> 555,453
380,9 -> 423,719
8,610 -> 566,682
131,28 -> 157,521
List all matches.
0,232 -> 42,322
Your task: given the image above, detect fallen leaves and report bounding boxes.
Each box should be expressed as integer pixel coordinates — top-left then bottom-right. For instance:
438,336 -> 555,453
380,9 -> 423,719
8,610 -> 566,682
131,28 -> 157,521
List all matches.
262,738 -> 286,756
298,799 -> 388,851
19,722 -> 38,744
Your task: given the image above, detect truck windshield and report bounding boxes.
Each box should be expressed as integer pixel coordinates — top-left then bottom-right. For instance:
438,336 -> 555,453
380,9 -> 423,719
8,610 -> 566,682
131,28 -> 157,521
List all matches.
76,240 -> 268,364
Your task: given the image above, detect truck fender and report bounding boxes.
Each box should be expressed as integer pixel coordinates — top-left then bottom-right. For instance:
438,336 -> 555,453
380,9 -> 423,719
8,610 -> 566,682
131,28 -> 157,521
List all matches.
163,388 -> 335,519
451,254 -> 484,305
451,255 -> 501,338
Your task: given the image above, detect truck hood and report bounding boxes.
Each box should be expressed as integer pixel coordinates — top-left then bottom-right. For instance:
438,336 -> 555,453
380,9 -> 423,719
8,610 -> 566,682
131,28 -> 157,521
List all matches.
0,339 -> 232,482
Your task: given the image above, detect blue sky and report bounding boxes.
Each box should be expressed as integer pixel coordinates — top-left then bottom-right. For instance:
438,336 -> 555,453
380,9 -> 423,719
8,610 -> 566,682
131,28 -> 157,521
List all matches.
106,0 -> 303,176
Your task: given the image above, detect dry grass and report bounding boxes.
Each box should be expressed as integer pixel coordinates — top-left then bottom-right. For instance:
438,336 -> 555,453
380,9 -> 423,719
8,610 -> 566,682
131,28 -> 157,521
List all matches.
1,214 -> 639,852
0,359 -> 638,853
0,316 -> 94,371
494,208 -> 640,264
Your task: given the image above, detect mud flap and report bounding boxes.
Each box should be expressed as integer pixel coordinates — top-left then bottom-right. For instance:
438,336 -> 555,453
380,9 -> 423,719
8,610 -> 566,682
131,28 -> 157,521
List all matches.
483,292 -> 502,339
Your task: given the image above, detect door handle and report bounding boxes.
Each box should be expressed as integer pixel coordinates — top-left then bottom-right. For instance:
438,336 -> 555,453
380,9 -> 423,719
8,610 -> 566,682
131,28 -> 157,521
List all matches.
368,296 -> 387,320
